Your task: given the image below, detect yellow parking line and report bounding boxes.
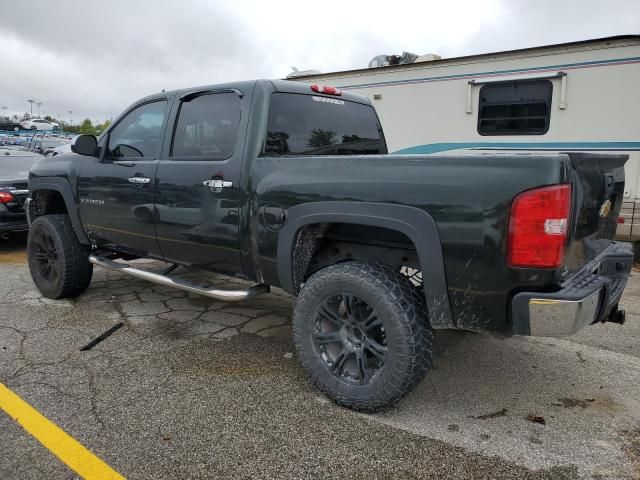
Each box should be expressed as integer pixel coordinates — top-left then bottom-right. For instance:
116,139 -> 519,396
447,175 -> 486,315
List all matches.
0,382 -> 125,480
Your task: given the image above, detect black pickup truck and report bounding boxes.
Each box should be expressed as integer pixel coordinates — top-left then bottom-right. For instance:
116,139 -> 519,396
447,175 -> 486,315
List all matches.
26,79 -> 632,411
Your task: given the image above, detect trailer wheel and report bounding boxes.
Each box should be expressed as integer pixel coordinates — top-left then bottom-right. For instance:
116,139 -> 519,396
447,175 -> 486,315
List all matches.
293,261 -> 432,412
27,214 -> 93,299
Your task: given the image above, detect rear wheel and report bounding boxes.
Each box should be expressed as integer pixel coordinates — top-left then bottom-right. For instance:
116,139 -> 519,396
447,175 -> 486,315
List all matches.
27,214 -> 93,299
293,261 -> 432,411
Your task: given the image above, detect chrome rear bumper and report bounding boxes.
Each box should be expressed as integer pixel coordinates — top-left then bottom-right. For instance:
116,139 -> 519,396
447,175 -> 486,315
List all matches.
511,242 -> 632,337
527,289 -> 602,336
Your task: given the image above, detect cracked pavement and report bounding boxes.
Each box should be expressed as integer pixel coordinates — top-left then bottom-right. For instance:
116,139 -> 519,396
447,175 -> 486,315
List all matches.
1,235 -> 639,479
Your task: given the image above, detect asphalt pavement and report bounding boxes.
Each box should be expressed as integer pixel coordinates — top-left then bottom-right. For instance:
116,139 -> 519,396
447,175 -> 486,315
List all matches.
1,236 -> 638,479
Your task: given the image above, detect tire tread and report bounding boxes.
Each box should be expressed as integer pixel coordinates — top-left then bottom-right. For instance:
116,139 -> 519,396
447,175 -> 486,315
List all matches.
27,214 -> 92,299
293,261 -> 433,412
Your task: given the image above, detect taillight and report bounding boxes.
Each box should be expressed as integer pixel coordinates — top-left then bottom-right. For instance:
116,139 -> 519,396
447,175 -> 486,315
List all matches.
507,184 -> 571,268
618,216 -> 625,224
0,191 -> 15,204
310,84 -> 342,96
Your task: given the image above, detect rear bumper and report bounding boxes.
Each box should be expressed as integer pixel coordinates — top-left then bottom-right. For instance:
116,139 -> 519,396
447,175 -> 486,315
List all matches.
0,220 -> 28,233
511,242 -> 633,336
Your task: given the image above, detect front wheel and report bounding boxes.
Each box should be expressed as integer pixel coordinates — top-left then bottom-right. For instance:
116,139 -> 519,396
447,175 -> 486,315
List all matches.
27,214 -> 93,299
293,261 -> 433,412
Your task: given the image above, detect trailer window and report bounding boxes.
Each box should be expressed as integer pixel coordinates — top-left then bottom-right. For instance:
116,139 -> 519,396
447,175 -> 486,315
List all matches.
263,93 -> 387,156
477,80 -> 552,135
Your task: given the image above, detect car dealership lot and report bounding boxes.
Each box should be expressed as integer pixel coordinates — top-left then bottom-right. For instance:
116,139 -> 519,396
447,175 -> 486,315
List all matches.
0,243 -> 639,479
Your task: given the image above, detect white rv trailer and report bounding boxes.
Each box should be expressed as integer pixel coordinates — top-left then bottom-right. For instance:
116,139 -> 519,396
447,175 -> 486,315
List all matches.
293,35 -> 640,241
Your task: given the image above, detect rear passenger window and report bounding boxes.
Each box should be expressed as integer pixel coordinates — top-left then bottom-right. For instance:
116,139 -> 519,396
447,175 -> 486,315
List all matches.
171,93 -> 241,159
478,80 -> 552,135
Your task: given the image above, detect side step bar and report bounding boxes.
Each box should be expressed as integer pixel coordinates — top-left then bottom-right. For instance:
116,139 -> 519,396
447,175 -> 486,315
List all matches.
89,255 -> 269,302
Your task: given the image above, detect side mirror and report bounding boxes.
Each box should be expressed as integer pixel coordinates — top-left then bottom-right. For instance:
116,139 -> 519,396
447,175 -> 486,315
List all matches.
71,135 -> 98,156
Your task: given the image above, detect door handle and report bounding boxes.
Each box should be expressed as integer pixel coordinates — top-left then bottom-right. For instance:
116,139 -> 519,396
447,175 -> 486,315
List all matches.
203,179 -> 232,192
128,176 -> 151,184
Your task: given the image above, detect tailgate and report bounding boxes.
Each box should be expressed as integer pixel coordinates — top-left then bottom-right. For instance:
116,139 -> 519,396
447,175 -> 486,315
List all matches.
564,152 -> 628,273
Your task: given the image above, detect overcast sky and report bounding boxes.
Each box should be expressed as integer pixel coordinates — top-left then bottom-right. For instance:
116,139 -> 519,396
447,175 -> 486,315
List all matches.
0,0 -> 637,123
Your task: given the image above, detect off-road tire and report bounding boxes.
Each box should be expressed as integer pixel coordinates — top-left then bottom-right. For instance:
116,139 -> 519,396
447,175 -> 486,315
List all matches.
27,214 -> 93,299
293,261 -> 433,412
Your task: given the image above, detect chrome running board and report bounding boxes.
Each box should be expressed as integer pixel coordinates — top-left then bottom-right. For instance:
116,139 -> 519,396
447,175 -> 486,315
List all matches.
89,255 -> 269,302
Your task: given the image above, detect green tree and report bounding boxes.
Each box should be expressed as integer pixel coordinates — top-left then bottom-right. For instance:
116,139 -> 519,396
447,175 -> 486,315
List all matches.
64,124 -> 81,134
79,118 -> 95,135
307,128 -> 336,147
95,119 -> 111,134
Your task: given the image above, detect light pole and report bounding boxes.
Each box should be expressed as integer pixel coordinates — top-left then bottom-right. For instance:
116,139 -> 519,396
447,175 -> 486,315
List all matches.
68,110 -> 73,126
28,99 -> 35,117
36,102 -> 42,118
1,106 -> 6,119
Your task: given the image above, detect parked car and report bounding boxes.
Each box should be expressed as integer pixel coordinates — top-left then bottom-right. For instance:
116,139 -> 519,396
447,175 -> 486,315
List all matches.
26,79 -> 632,411
0,134 -> 20,146
44,141 -> 72,157
20,118 -> 59,131
0,118 -> 22,132
27,138 -> 71,156
0,149 -> 42,237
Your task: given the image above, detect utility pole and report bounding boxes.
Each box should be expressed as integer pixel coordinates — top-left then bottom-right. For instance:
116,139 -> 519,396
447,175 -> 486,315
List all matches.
1,106 -> 6,119
28,99 -> 35,117
36,102 -> 42,118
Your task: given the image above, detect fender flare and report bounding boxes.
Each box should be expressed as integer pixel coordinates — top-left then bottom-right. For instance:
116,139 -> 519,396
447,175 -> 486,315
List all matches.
29,177 -> 89,244
277,201 -> 454,329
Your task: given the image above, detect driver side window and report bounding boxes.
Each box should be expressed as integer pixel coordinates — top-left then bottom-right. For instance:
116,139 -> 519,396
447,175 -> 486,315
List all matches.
107,100 -> 167,159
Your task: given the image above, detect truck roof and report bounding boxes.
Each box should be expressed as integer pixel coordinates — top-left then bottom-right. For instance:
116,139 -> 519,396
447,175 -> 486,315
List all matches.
137,79 -> 373,106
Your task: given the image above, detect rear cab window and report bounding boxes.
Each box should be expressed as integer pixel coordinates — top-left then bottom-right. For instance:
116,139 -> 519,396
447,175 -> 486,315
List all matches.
263,93 -> 387,156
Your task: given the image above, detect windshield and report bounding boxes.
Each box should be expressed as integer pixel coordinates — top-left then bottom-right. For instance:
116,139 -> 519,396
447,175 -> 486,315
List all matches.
264,93 -> 387,156
0,154 -> 41,180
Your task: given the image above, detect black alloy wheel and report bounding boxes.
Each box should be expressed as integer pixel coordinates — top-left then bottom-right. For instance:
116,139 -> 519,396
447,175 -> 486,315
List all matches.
31,228 -> 60,283
312,293 -> 387,385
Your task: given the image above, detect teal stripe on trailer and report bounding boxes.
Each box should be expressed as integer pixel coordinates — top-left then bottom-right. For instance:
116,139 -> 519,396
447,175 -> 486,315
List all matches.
394,142 -> 640,154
